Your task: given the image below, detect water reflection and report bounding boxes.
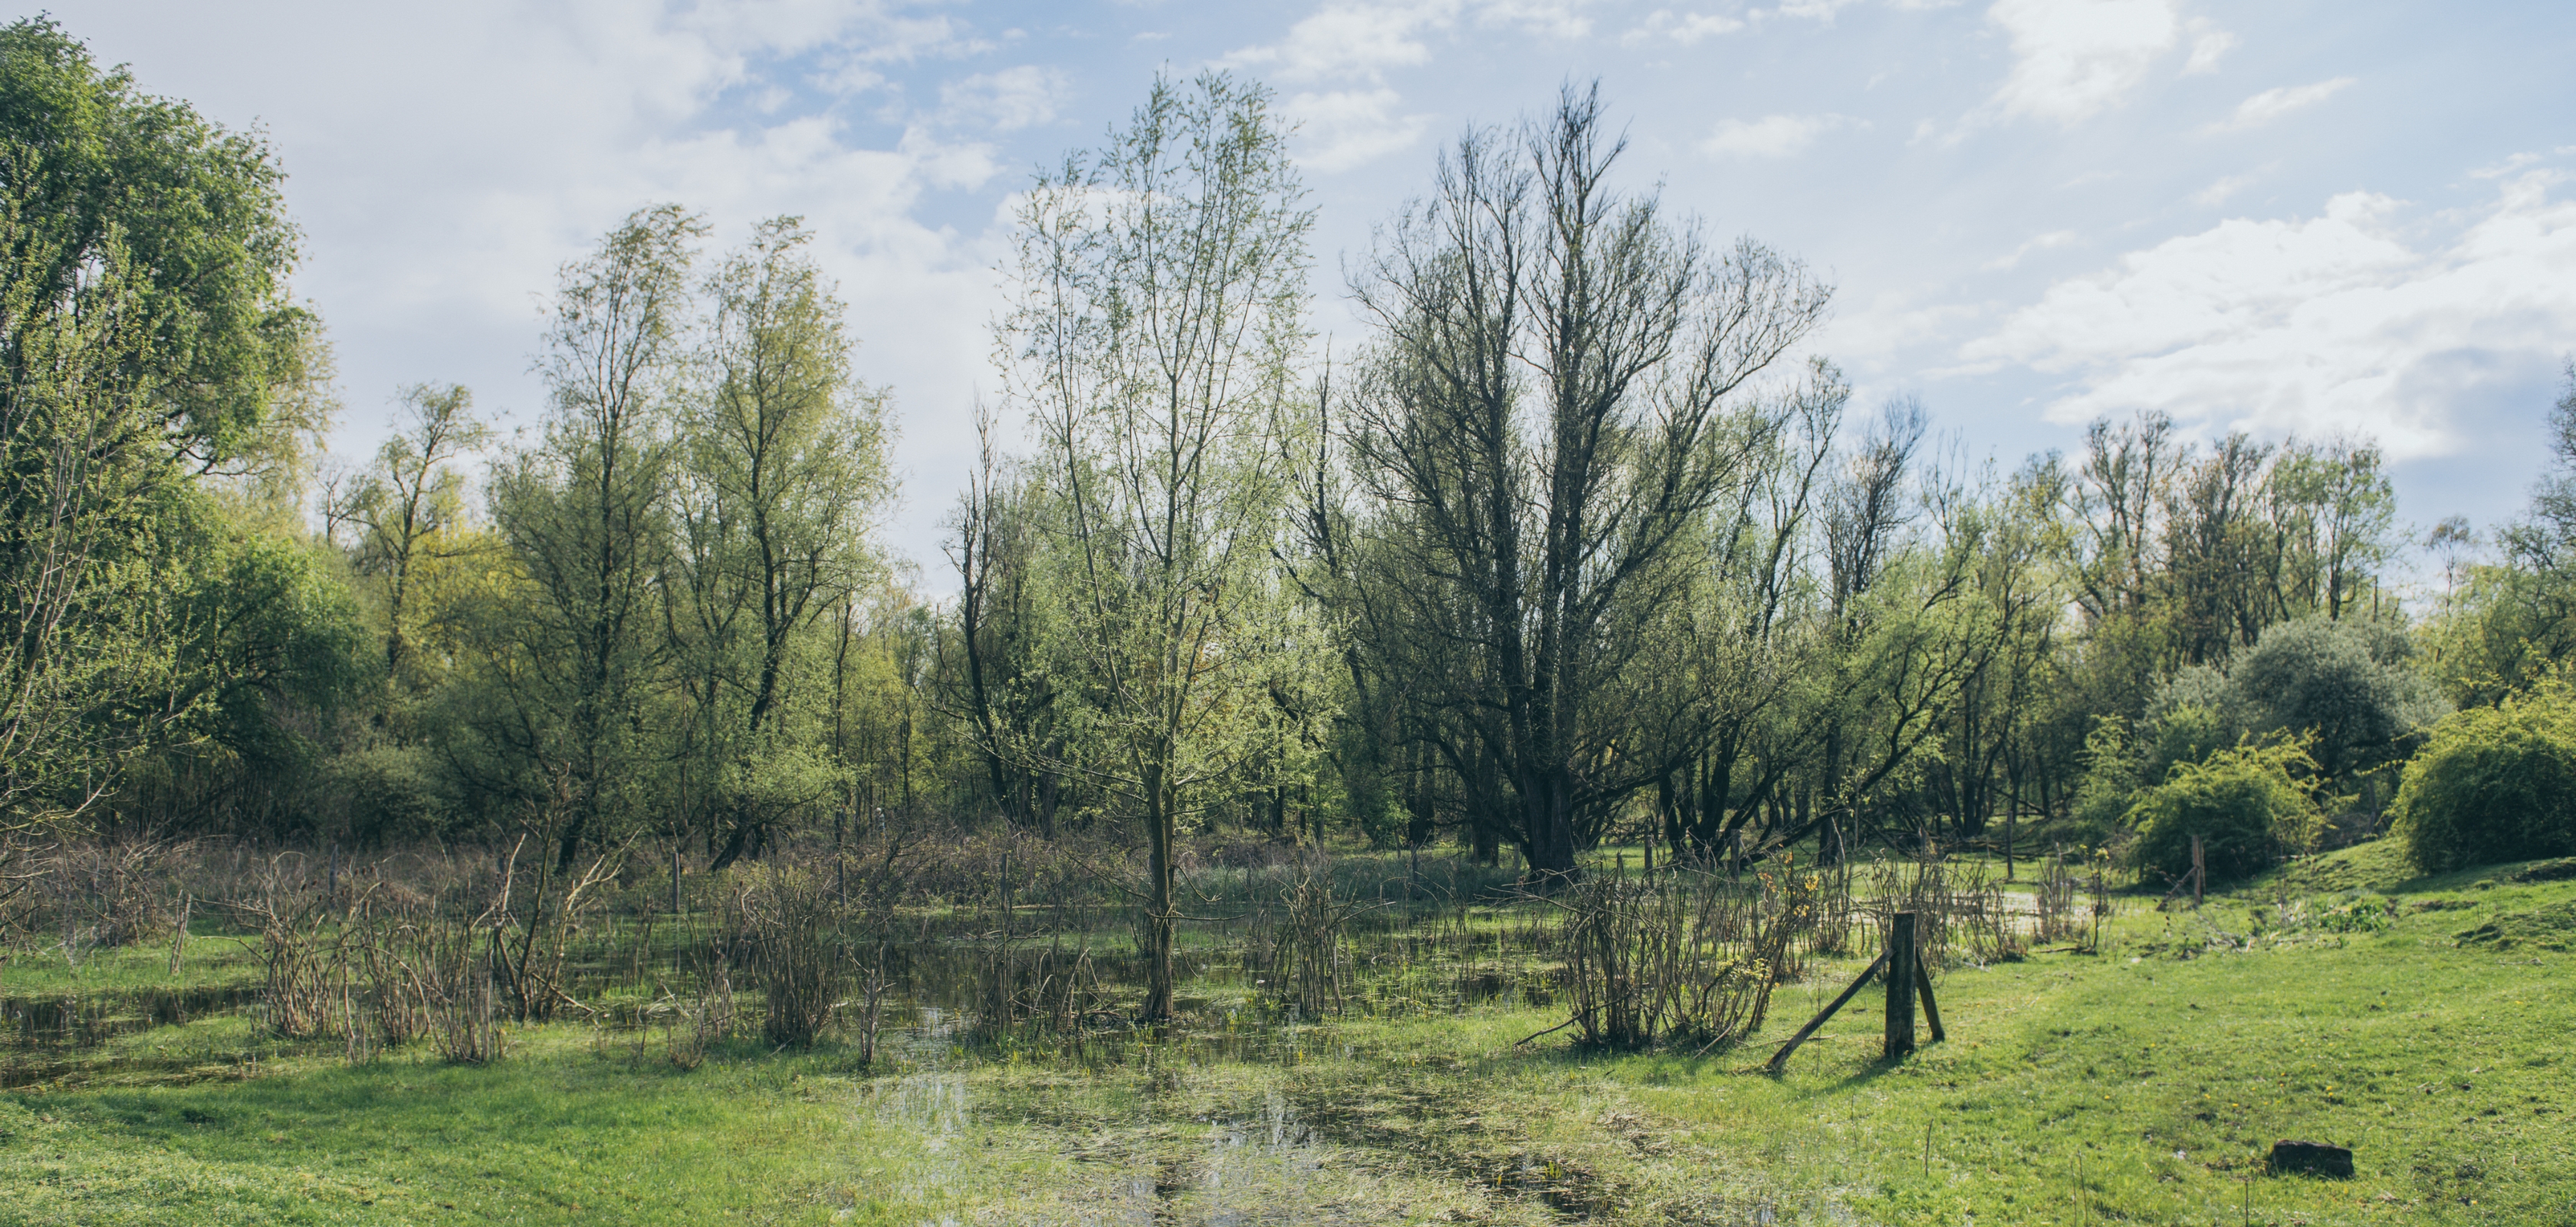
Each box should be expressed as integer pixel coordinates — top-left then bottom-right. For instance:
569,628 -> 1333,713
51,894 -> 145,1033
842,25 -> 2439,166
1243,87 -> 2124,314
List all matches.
0,896 -> 1560,1090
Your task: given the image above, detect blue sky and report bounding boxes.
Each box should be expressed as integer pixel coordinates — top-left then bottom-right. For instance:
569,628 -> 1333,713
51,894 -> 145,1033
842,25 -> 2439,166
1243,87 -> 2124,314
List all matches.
47,0 -> 2576,584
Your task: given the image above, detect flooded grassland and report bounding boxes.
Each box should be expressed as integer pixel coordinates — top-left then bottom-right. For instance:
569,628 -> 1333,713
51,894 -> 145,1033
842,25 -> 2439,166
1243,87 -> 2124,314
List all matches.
2,842 -> 2571,1225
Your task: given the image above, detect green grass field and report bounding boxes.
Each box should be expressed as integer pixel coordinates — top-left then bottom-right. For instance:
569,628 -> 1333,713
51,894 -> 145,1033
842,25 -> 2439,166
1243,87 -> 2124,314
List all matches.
4,843 -> 2571,1225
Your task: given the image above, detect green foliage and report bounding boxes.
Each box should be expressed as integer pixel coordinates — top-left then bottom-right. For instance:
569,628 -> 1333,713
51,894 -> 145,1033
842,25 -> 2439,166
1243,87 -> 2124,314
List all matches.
326,743 -> 452,842
2124,739 -> 2321,881
2133,616 -> 2444,817
2066,715 -> 2136,844
478,205 -> 702,858
673,215 -> 891,864
2229,614 -> 2444,781
2137,697 -> 2231,786
0,18 -> 343,831
2390,685 -> 2576,873
0,17 -> 313,465
999,71 -> 1321,1014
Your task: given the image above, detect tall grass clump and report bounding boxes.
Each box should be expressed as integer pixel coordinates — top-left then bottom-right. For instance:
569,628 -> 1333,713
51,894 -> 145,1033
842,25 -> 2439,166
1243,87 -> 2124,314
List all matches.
1272,852 -> 1367,1015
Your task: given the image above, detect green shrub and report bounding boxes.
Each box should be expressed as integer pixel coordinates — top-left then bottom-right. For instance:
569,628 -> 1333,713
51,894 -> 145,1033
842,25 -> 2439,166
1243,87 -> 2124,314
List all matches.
2390,689 -> 2576,873
2228,616 -> 2445,798
2067,715 -> 2138,844
2140,700 -> 2232,787
2125,740 -> 2321,882
2135,617 -> 2446,807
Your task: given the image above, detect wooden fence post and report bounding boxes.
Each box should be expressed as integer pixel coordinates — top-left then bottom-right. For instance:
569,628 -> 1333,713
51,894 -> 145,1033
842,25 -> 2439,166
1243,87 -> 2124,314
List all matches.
2190,834 -> 2205,909
1885,910 -> 1919,1060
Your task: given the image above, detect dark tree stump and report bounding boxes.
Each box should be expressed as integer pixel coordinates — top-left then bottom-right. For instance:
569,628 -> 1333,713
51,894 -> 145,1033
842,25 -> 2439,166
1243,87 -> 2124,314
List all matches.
2267,1140 -> 2354,1178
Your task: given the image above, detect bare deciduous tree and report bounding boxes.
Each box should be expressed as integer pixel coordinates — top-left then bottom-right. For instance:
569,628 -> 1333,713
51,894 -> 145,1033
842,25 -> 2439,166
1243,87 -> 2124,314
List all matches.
1337,83 -> 1829,882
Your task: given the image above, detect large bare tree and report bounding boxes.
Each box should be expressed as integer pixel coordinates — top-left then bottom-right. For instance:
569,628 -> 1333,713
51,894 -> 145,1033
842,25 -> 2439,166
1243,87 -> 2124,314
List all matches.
1336,84 -> 1829,881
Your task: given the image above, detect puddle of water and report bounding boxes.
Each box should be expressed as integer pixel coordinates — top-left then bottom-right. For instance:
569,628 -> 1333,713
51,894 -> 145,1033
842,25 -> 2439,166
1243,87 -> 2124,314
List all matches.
0,895 -> 1570,1095
2,983 -> 261,1050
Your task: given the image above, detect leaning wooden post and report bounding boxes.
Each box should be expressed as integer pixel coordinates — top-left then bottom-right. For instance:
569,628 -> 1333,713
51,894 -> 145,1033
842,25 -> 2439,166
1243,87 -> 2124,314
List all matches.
1885,910 -> 1919,1060
1766,952 -> 1885,1074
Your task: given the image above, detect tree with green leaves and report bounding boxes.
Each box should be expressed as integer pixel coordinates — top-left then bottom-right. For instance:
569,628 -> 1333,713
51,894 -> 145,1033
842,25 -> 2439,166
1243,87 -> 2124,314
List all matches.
0,18 -> 327,831
672,216 -> 892,868
0,18 -> 317,468
485,205 -> 700,867
997,72 -> 1318,1019
334,383 -> 488,687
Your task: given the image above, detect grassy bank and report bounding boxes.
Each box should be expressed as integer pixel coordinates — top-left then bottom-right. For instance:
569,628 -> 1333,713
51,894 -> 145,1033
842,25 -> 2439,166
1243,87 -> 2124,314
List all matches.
4,843 -> 2571,1225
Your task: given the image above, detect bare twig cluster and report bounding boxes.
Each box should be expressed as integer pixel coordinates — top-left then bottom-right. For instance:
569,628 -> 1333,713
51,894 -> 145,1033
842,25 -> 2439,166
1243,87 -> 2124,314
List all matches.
1555,860 -> 1815,1050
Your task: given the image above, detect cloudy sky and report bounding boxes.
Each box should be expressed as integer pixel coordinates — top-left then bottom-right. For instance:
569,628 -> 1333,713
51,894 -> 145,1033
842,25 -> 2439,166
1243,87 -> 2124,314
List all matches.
46,0 -> 2576,583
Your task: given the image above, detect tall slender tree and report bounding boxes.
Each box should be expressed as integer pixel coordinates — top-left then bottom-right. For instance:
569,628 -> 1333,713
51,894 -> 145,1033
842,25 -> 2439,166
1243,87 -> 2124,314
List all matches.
488,205 -> 700,868
338,383 -> 487,685
997,72 -> 1316,1019
672,216 -> 891,868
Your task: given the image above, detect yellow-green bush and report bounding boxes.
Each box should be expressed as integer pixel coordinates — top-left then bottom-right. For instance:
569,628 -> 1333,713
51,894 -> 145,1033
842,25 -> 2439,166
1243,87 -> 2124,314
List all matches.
2390,689 -> 2576,873
2125,741 -> 2321,882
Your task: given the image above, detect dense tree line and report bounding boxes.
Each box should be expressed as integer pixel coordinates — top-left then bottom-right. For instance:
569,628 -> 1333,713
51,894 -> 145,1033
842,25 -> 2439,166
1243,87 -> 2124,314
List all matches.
14,21 -> 2576,967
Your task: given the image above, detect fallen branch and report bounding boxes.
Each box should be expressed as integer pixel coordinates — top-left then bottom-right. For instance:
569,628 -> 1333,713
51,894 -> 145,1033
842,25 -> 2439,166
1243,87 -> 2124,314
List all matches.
1511,1013 -> 1583,1048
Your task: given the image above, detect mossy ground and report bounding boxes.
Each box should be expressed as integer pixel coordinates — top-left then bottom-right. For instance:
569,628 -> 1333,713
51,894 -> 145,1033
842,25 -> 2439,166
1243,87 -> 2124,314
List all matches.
4,844 -> 2571,1225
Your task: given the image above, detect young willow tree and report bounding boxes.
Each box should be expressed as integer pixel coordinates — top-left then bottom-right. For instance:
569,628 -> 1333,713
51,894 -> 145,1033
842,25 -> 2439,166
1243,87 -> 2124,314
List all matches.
997,74 -> 1316,1020
1337,84 -> 1830,881
486,205 -> 700,868
672,217 -> 891,869
337,383 -> 487,688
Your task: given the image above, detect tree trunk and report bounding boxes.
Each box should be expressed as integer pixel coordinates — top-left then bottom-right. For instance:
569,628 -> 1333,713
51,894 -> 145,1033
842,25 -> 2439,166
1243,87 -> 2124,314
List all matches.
1524,773 -> 1579,884
1142,763 -> 1176,1022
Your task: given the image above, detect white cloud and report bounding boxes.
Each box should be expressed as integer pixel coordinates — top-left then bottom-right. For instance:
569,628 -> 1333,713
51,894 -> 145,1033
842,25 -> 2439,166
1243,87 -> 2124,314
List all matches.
1700,113 -> 1861,158
1474,0 -> 1598,39
1817,292 -> 1993,377
1958,176 -> 2576,457
2203,77 -> 2356,133
939,66 -> 1070,132
1217,1 -> 1460,84
2472,152 -> 2546,179
1986,0 -> 2179,125
2180,18 -> 2233,74
2191,170 -> 2262,207
1221,0 -> 1605,172
1284,88 -> 1438,173
1219,1 -> 1596,84
1766,0 -> 1865,21
1622,8 -> 1744,45
77,0 -> 1015,576
1983,229 -> 2078,270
